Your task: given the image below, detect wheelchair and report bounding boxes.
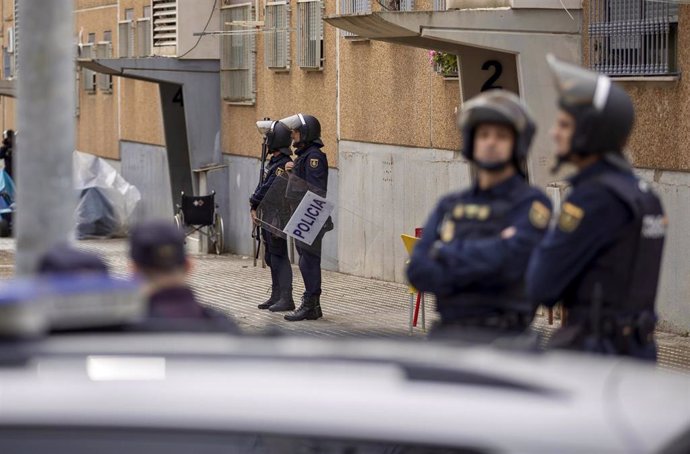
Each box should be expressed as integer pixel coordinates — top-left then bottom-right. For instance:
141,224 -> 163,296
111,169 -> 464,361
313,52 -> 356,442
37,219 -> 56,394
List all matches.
173,191 -> 224,255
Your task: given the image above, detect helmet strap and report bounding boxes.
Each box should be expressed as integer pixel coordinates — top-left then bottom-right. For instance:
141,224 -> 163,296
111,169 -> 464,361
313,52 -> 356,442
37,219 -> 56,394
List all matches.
475,158 -> 512,172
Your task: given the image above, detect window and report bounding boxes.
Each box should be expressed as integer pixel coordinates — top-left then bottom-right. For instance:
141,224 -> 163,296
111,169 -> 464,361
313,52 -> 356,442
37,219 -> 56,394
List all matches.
119,18 -> 135,58
340,0 -> 370,38
137,17 -> 153,57
433,0 -> 446,11
589,0 -> 678,76
381,0 -> 414,11
125,8 -> 134,21
3,47 -> 12,80
152,0 -> 177,47
297,0 -> 323,69
144,5 -> 152,18
97,32 -> 113,93
81,43 -> 96,93
264,1 -> 290,70
220,2 -> 256,103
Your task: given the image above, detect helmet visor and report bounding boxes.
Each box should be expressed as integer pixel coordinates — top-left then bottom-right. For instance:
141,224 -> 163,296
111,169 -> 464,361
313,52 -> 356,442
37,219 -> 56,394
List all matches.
546,54 -> 611,112
279,114 -> 305,131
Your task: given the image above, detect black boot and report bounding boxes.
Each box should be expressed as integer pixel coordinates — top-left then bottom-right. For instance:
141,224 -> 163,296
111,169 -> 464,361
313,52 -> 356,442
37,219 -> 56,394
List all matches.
269,288 -> 296,312
284,295 -> 323,321
257,286 -> 280,310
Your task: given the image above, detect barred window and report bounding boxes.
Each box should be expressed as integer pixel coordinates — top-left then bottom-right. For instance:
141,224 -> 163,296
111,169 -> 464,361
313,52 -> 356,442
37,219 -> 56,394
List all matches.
340,0 -> 371,38
297,0 -> 323,69
589,0 -> 678,77
433,0 -> 446,11
265,1 -> 290,70
381,0 -> 414,11
220,3 -> 256,103
13,0 -> 19,76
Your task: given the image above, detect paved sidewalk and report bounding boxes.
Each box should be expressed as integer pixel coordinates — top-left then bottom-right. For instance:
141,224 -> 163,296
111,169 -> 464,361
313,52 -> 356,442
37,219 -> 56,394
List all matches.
1,238 -> 689,372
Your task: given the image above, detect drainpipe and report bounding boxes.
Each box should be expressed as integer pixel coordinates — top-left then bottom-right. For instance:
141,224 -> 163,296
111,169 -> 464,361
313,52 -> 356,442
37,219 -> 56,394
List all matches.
15,0 -> 75,275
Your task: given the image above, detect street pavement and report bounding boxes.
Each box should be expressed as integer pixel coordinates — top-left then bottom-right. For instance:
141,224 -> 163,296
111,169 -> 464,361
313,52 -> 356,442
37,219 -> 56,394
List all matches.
1,238 -> 688,372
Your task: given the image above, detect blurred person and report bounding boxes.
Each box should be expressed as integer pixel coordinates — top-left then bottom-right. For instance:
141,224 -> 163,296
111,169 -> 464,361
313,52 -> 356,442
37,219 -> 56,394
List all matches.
526,56 -> 665,361
407,90 -> 551,343
129,220 -> 238,332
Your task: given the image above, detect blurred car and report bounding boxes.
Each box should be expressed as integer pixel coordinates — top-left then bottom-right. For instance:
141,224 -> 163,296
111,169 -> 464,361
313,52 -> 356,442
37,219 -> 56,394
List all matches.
0,332 -> 688,454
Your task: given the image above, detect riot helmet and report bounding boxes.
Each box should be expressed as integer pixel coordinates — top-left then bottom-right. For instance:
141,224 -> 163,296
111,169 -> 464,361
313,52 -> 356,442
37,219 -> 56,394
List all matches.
279,113 -> 322,149
2,130 -> 14,141
546,54 -> 634,160
457,90 -> 536,174
255,120 -> 292,156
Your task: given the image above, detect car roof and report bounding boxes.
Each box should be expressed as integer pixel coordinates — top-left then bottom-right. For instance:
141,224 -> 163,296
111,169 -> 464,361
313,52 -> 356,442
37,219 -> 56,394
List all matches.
0,334 -> 687,453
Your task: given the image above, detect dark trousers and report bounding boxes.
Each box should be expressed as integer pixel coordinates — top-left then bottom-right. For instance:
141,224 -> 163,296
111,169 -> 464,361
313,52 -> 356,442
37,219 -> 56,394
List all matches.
296,233 -> 324,297
548,324 -> 658,362
263,231 -> 292,290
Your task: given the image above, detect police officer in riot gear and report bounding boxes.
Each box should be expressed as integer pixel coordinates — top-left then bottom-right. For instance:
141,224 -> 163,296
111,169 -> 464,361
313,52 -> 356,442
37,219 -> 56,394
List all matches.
407,90 -> 552,342
280,113 -> 332,321
250,120 -> 295,312
526,55 -> 666,361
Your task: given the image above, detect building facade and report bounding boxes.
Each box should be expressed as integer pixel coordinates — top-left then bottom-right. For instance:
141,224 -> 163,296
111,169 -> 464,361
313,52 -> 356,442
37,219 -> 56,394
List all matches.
0,0 -> 688,332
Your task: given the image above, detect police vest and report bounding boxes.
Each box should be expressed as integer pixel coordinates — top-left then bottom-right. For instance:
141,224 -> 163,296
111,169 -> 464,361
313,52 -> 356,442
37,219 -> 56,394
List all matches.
265,154 -> 290,180
437,180 -> 534,314
567,172 -> 665,317
293,145 -> 328,193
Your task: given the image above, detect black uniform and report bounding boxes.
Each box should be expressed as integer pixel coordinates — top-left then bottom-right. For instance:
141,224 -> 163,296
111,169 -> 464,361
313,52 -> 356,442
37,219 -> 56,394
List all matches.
407,90 -> 548,343
129,220 -> 239,333
408,176 -> 551,341
291,143 -> 329,297
251,120 -> 296,312
527,159 -> 665,360
526,55 -> 666,361
251,153 -> 293,310
279,113 -> 331,321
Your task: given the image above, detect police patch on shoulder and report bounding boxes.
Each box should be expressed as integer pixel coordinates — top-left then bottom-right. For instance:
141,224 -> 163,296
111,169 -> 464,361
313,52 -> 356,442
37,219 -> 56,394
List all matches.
558,202 -> 584,233
276,167 -> 285,176
310,158 -> 319,169
529,200 -> 551,229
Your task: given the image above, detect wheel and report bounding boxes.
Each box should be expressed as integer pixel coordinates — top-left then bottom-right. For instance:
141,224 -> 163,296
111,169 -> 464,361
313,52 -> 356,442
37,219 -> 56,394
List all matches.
173,213 -> 184,232
212,212 -> 224,255
0,218 -> 10,238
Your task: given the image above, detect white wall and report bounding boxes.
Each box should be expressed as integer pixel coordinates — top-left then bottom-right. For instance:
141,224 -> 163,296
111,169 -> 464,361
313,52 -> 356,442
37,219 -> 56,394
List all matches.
338,141 -> 472,283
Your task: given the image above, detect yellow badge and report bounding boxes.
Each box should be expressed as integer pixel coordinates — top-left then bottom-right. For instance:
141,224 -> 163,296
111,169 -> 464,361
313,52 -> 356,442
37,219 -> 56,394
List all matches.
558,202 -> 584,233
465,204 -> 479,219
276,167 -> 285,176
452,204 -> 464,220
310,158 -> 319,169
477,205 -> 491,221
440,219 -> 455,243
529,200 -> 551,229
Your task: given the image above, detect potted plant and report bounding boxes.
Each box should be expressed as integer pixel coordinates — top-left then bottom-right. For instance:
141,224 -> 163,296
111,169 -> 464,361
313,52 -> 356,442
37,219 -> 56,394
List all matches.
428,50 -> 458,78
